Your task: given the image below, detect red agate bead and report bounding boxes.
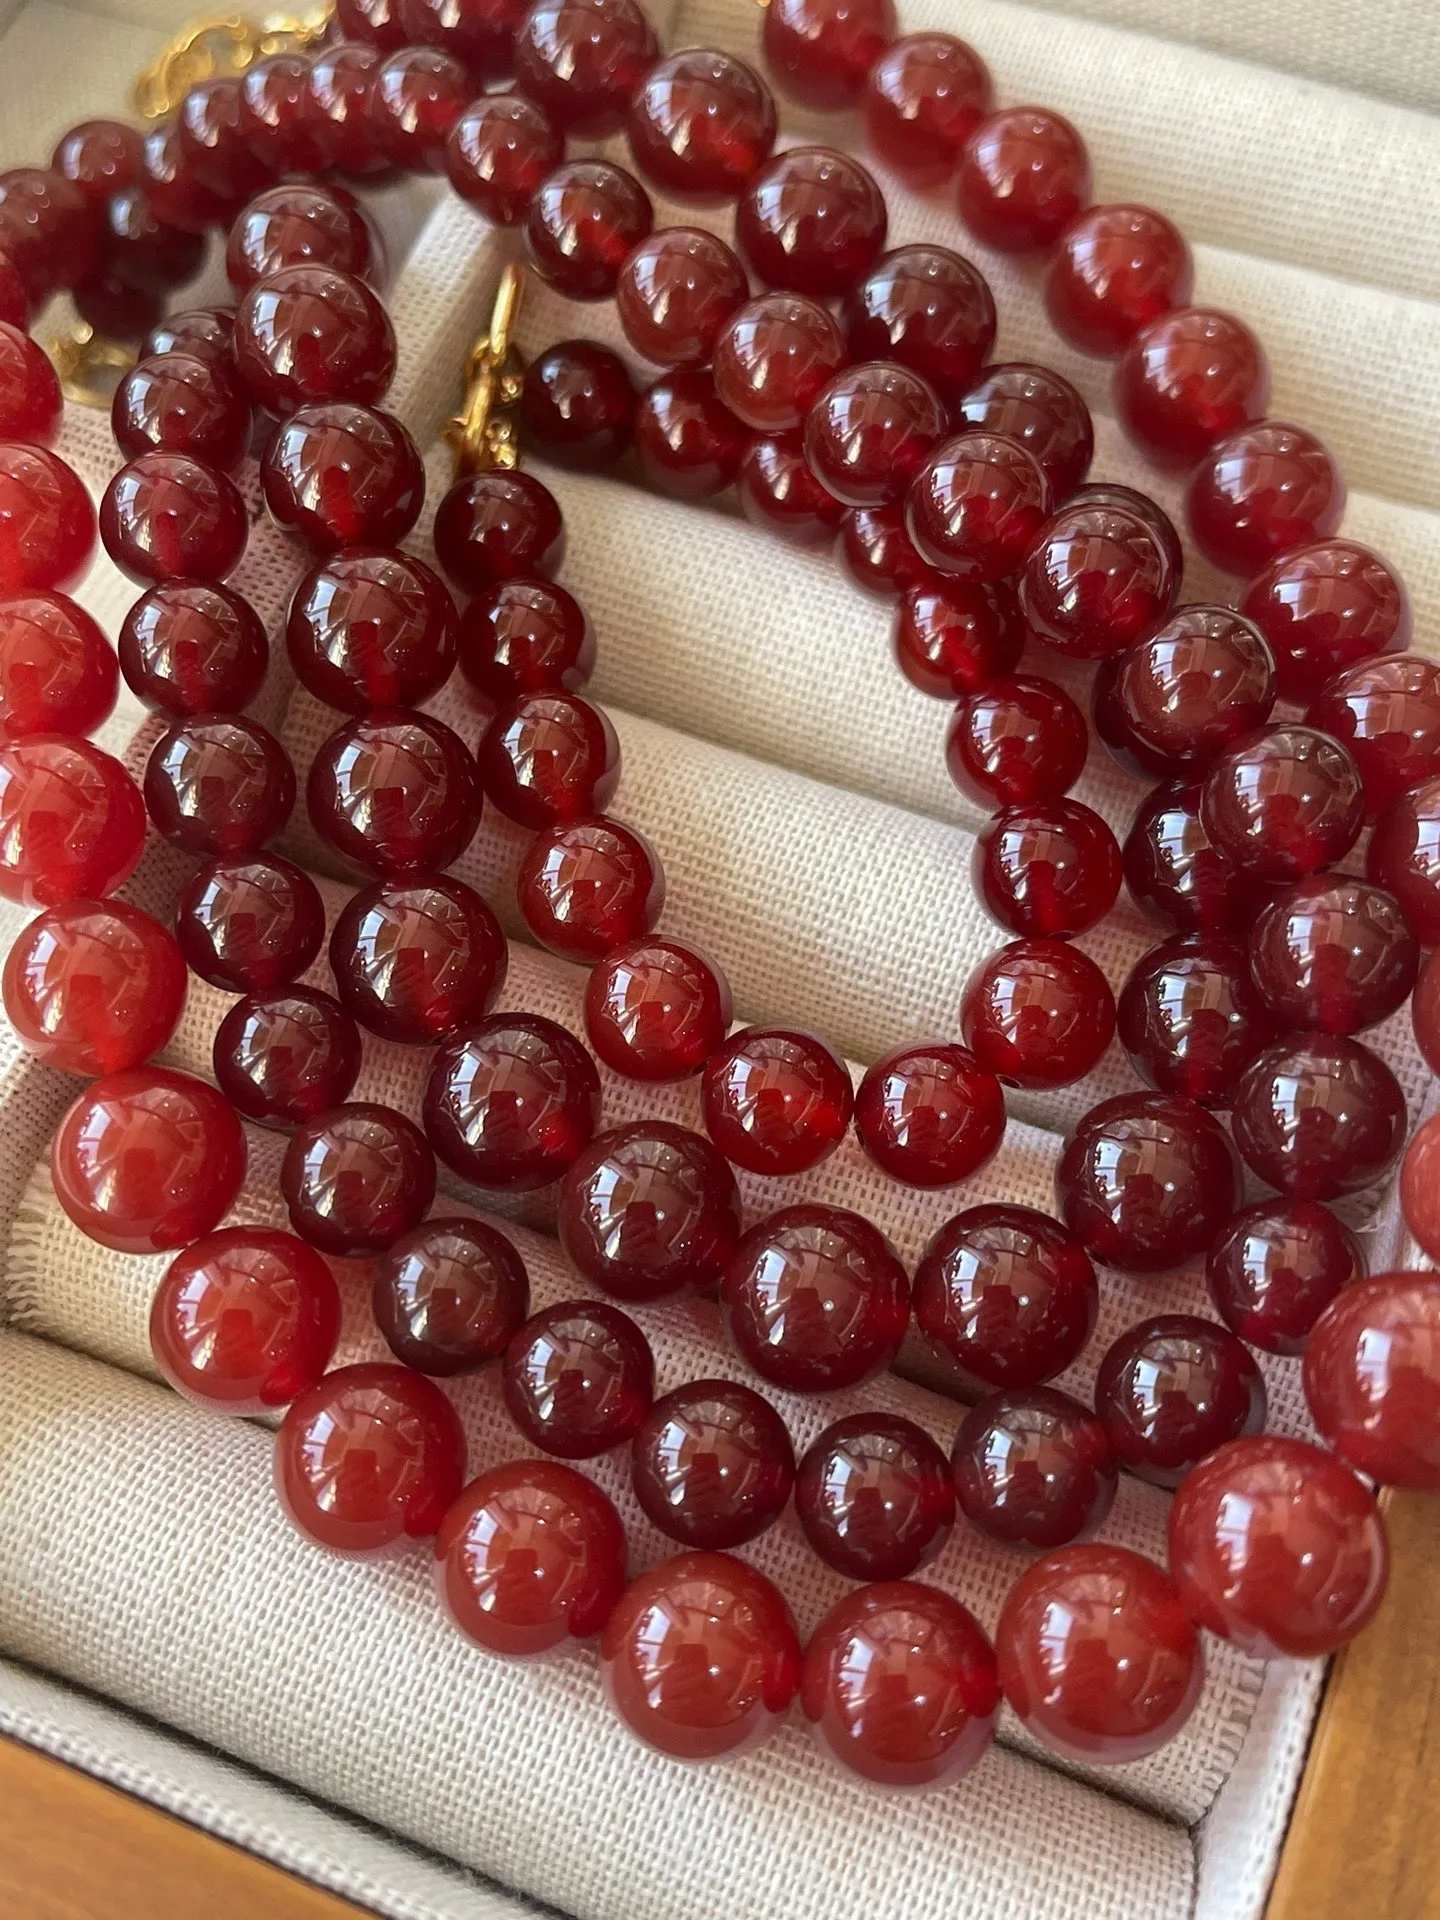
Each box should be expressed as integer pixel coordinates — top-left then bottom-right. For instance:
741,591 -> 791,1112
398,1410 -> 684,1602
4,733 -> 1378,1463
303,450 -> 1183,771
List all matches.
1093,606 -> 1275,776
282,1102 -> 435,1255
53,119 -> 143,204
518,815 -> 663,961
1241,540 -> 1410,700
961,938 -> 1116,1089
478,691 -> 620,828
503,1299 -> 654,1458
0,322 -> 62,445
0,737 -> 144,907
276,1363 -> 466,1558
631,1379 -> 794,1549
585,936 -> 732,1081
458,577 -> 593,705
843,244 -> 996,392
893,576 -> 1023,697
1094,1314 -> 1265,1488
519,341 -> 635,469
0,592 -> 117,740
525,160 -> 652,301
945,675 -> 1088,807
1201,725 -> 1364,882
1123,779 -> 1256,934
138,122 -> 236,235
906,432 -> 1051,583
369,47 -> 470,170
913,1205 -> 1097,1389
804,362 -> 945,509
262,402 -> 424,552
226,183 -> 376,289
862,35 -> 993,189
400,0 -> 527,78
1115,308 -> 1269,470
308,39 -> 389,175
736,146 -> 887,298
1188,421 -> 1345,576
701,1026 -> 853,1176
433,470 -> 564,595
0,168 -> 96,295
0,258 -> 25,329
236,69 -> 337,184
424,1012 -> 600,1191
234,264 -> 395,414
972,798 -> 1121,940
101,451 -> 247,584
445,95 -> 562,226
559,1121 -> 741,1302
626,48 -> 776,202
329,874 -> 507,1045
1369,775 -> 1440,945
1404,1117 -> 1440,1260
958,107 -> 1090,253
1231,1034 -> 1406,1200
287,547 -> 457,714
737,434 -> 844,548
1056,1092 -> 1240,1272
175,853 -> 324,993
712,293 -> 845,433
51,1066 -> 245,1254
796,1413 -> 954,1580
515,0 -> 656,136
1418,951 -> 1440,1075
721,1204 -> 910,1394
1206,1198 -> 1364,1356
853,1043 -> 1005,1188
1249,875 -> 1417,1034
996,1545 -> 1203,1763
120,581 -> 266,717
844,503 -> 935,601
956,363 -> 1093,499
762,0 -> 894,108
1044,204 -> 1191,357
179,76 -> 271,199
1020,501 -> 1177,662
1070,481 -> 1183,579
1117,931 -> 1277,1105
374,1216 -> 529,1376
144,713 -> 294,856
436,1461 -> 626,1656
151,1228 -> 340,1415
1305,1273 -> 1440,1488
0,444 -> 96,593
1167,1435 -> 1388,1657
633,370 -> 746,500
1308,652 -> 1440,814
602,1551 -> 800,1760
3,899 -> 185,1076
617,228 -> 747,367
952,1388 -> 1116,1550
308,709 -> 482,876
213,987 -> 362,1127
803,1582 -> 998,1789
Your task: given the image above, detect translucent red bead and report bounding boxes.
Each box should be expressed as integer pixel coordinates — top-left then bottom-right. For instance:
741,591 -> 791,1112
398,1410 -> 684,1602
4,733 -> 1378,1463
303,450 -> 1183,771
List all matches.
701,1026 -> 854,1176
1044,204 -> 1192,356
1094,1313 -> 1265,1488
952,1387 -> 1117,1550
893,577 -> 1024,698
235,264 -> 395,414
518,815 -> 663,962
0,321 -> 62,444
101,451 -> 247,584
762,0 -> 896,110
737,434 -> 844,548
1020,502 -> 1177,662
3,898 -> 185,1076
967,361 -> 1096,495
515,0 -> 658,137
616,228 -> 747,368
946,675 -> 1089,807
960,937 -> 1116,1090
262,402 -> 424,552
631,1378 -> 794,1549
958,107 -> 1091,253
502,1298 -> 654,1458
1241,539 -> 1410,700
862,35 -> 993,190
519,342 -> 635,470
1249,875 -> 1417,1035
558,1121 -> 742,1302
1188,421 -> 1345,577
287,547 -> 458,714
795,1413 -> 954,1580
1056,1092 -> 1240,1272
1231,1033 -> 1406,1200
804,362 -> 945,509
1307,651 -> 1440,814
374,1216 -> 530,1376
0,444 -> 96,593
433,470 -> 564,595
423,1012 -> 600,1191
0,591 -> 118,740
478,691 -> 619,828
144,713 -> 294,856
225,183 -> 376,289
1304,1274 -> 1440,1488
1402,1115 -> 1440,1262
632,370 -> 746,500
1117,931 -> 1277,1105
712,292 -> 845,433
852,1042 -> 1005,1188
0,736 -> 145,907
369,47 -> 471,170
1123,779 -> 1257,935
626,48 -> 776,202
525,160 -> 652,301
1206,1197 -> 1364,1356
175,852 -> 325,993
1369,775 -> 1440,945
1114,307 -> 1269,470
1093,606 -> 1275,775
906,431 -> 1051,584
585,936 -> 732,1082
445,95 -> 563,226
308,709 -> 482,876
458,576 -> 593,705
972,798 -> 1122,940
213,987 -> 362,1126
329,875 -> 507,1045
736,146 -> 887,298
281,1102 -> 436,1255
120,581 -> 268,717
843,244 -> 996,393
1201,724 -> 1364,882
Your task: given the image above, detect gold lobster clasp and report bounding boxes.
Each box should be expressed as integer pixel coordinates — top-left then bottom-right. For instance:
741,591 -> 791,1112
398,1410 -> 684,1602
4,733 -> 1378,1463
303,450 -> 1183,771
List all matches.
132,3 -> 334,120
444,264 -> 527,477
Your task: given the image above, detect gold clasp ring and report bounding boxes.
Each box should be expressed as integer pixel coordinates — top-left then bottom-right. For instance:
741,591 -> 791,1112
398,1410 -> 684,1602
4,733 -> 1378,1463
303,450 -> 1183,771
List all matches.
444,263 -> 527,477
132,4 -> 334,121
46,322 -> 136,410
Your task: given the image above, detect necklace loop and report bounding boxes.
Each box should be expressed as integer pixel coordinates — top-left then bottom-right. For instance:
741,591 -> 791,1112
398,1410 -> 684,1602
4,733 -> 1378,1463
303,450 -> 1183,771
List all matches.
445,263 -> 528,477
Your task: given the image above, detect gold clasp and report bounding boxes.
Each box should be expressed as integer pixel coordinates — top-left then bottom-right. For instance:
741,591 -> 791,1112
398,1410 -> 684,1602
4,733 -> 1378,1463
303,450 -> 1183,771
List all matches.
444,264 -> 527,477
46,322 -> 136,410
132,4 -> 334,120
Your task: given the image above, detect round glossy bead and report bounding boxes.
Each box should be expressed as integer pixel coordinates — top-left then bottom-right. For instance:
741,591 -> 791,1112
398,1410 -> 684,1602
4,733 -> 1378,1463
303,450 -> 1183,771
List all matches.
1249,876 -> 1417,1035
1117,932 -> 1277,1106
958,107 -> 1090,253
144,714 -> 293,857
632,369 -> 746,500
329,875 -> 506,1046
101,451 -> 247,584
138,122 -> 238,235
518,815 -> 662,962
237,56 -> 337,176
515,0 -> 657,136
1168,1435 -> 1388,1657
0,168 -> 97,296
1069,481 -> 1184,580
0,444 -> 96,593
1207,1198 -> 1364,1356
712,292 -> 845,433
235,265 -> 395,414
276,1363 -> 466,1558
862,33 -> 992,188
1416,952 -> 1440,1088
721,1204 -> 910,1394
602,1550 -> 800,1760
282,1102 -> 435,1255
616,228 -> 747,368
1202,725 -> 1364,883
736,146 -> 887,298
178,76 -> 271,199
0,737 -> 144,907
1231,1034 -> 1406,1200
1124,779 -> 1256,935
435,1460 -> 627,1655
458,577 -> 593,705
374,1216 -> 529,1376
1115,308 -> 1270,470
843,244 -> 996,392
946,675 -> 1088,807
1056,1092 -> 1240,1272
1020,503 -> 1177,662
1369,775 -> 1440,945
151,1228 -> 340,1415
432,470 -> 564,595
71,271 -> 163,348
369,47 -> 470,170
762,0 -> 894,109
308,709 -> 481,876
445,94 -> 562,226
996,1546 -> 1203,1763
1308,651 -> 1440,814
478,691 -> 619,829
525,160 -> 652,301
3,899 -> 185,1076
585,936 -> 732,1082
518,340 -> 634,469
972,799 -> 1122,940
893,577 -> 1023,696
286,548 -> 457,715
796,1413 -> 953,1580
702,1027 -> 853,1177
1241,540 -> 1410,700
803,362 -> 944,510
1094,607 -> 1275,777
845,503 -> 936,601
737,432 -> 845,547
1094,1314 -> 1265,1487
119,581 -> 266,717
0,322 -> 62,445
1306,1273 -> 1440,1487
1045,205 -> 1192,357
308,40 -> 389,177
53,119 -> 143,204
213,987 -> 362,1127
1189,421 -> 1345,577
0,591 -> 116,740
961,938 -> 1116,1090
140,306 -> 237,366
262,403 -> 424,552
423,1012 -> 600,1192
226,184 -> 375,291
175,853 -> 324,993
913,1205 -> 1097,1390
853,1043 -> 1005,1189
503,1299 -> 654,1458
560,1121 -> 742,1302
626,48 -> 775,202
953,1388 -> 1117,1550
51,1066 -> 245,1254
399,0 -> 528,78
631,1379 -> 794,1548
906,432 -> 1051,582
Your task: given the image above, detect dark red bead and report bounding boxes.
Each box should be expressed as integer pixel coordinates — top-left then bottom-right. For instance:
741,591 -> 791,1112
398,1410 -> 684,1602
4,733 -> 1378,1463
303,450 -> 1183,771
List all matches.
151,1227 -> 340,1415
226,182 -> 376,291
1241,540 -> 1410,701
102,183 -> 207,298
946,674 -> 1088,807
1094,606 -> 1275,776
424,1012 -> 600,1191
2,898 -> 185,1076
141,306 -> 237,365
477,690 -> 619,829
369,47 -> 471,171
139,122 -> 238,235
518,340 -> 634,470
1116,306 -> 1270,471
53,119 -> 143,205
1118,931 -> 1278,1106
736,146 -> 887,299
1416,948 -> 1440,1074
519,815 -> 663,961
432,470 -> 564,596
906,431 -> 1051,583
144,713 -> 294,856
560,1121 -> 741,1303
721,1204 -> 910,1394
515,0 -> 658,137
458,576 -> 593,705
175,853 -> 325,993
1306,1273 -> 1440,1489
952,1388 -> 1117,1550
0,168 -> 98,292
738,433 -> 845,547
1391,1116 -> 1439,1254
525,160 -> 652,301
400,0 -> 528,79
1056,1092 -> 1240,1271
0,591 -> 116,740
309,41 -> 390,178
329,874 -> 507,1045
287,547 -> 457,715
762,0 -> 894,108
961,937 -> 1116,1089
235,265 -> 395,414
1201,724 -> 1364,883
1206,1197 -> 1364,1356
712,292 -> 845,434
844,502 -> 936,601
1249,875 -> 1417,1035
958,107 -> 1090,253
1369,775 -> 1440,945
101,451 -> 246,585
1123,778 -> 1257,934
238,54 -> 335,176
1069,481 -> 1183,580
275,1362 -> 466,1558
804,362 -> 945,509
972,798 -> 1121,940
261,402 -> 424,552
585,936 -> 732,1082
0,255 -> 28,329
0,737 -> 142,907
0,444 -> 96,593
632,369 -> 747,500
1021,502 -> 1177,662
503,1298 -> 654,1458
1045,204 -> 1192,357
1231,1033 -> 1406,1201
0,322 -> 61,445
1188,421 -> 1345,577
631,1379 -> 794,1550
626,48 -> 775,202
307,709 -> 482,876
179,76 -> 273,200
1308,651 -> 1440,814
1095,1313 -> 1265,1488
853,1042 -> 1005,1189
701,1027 -> 853,1176
843,244 -> 995,394
213,986 -> 362,1126
892,576 -> 1023,695
110,351 -> 249,472
446,94 -> 563,225
282,1101 -> 435,1255
795,1412 -> 953,1580
862,34 -> 992,188
617,229 -> 747,369
914,1204 -> 1097,1389
374,1216 -> 529,1375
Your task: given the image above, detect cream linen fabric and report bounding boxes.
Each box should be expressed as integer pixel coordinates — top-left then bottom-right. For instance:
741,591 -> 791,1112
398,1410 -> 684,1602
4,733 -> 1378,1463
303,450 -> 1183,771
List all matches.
0,0 -> 1437,1915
